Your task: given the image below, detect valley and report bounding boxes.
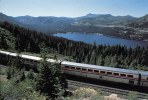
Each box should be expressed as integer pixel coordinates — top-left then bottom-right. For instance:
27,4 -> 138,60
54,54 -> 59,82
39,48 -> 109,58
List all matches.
0,13 -> 148,42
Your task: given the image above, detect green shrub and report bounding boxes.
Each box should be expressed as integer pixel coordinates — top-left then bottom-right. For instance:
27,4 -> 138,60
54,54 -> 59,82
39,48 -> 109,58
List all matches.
128,91 -> 138,100
0,78 -> 45,100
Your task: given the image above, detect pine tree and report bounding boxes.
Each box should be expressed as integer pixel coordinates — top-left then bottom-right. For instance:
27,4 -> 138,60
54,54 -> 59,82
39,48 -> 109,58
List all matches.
13,53 -> 23,70
104,56 -> 111,66
15,34 -> 21,52
110,55 -> 118,67
97,55 -> 102,65
0,35 -> 8,49
90,50 -> 97,65
6,65 -> 18,79
84,55 -> 89,64
141,49 -> 148,66
36,48 -> 66,99
26,69 -> 34,80
27,42 -> 31,52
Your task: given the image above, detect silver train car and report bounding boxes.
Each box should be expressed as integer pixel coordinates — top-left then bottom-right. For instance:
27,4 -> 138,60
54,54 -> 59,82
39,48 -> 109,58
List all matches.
61,61 -> 148,87
0,50 -> 148,87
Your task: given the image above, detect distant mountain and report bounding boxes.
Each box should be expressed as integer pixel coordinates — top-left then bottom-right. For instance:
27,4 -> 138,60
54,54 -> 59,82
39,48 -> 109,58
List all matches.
0,13 -> 23,26
15,16 -> 75,33
74,13 -> 137,26
1,13 -> 148,34
128,14 -> 148,28
14,13 -> 137,33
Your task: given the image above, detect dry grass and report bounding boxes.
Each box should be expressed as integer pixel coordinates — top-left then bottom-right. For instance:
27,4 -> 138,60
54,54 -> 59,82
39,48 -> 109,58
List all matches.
0,75 -> 7,82
104,94 -> 125,100
66,87 -> 126,100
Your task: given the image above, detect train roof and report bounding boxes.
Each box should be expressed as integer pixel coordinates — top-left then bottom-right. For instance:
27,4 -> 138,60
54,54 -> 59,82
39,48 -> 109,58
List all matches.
21,54 -> 57,63
62,61 -> 148,75
0,50 -> 17,56
0,50 -> 59,63
0,50 -> 42,60
21,54 -> 41,61
0,50 -> 10,55
139,71 -> 148,76
1,50 -> 148,76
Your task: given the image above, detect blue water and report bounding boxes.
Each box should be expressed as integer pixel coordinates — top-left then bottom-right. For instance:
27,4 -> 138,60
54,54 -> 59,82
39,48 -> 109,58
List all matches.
53,32 -> 148,48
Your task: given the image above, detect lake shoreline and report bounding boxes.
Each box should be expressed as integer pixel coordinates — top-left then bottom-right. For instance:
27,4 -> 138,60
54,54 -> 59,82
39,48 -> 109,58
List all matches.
53,32 -> 147,48
52,32 -> 148,44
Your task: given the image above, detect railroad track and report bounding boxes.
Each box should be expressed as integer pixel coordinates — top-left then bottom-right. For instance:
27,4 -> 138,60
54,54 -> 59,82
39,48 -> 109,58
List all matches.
67,80 -> 148,99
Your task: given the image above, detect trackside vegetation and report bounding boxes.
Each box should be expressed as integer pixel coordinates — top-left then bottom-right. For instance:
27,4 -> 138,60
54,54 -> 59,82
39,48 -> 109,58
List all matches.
0,48 -> 67,99
35,48 -> 67,99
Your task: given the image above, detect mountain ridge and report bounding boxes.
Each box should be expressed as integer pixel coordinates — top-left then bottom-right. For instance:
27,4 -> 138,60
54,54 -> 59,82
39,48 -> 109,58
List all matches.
0,13 -> 27,28
127,14 -> 148,28
13,13 -> 137,33
0,13 -> 148,34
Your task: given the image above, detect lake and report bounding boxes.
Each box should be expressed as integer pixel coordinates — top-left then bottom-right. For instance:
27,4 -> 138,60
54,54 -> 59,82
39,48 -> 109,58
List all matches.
53,32 -> 148,48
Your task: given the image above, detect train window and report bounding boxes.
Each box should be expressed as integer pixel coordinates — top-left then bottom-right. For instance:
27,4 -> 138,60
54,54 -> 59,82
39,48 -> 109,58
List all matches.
30,60 -> 34,62
27,59 -> 30,61
94,70 -> 99,73
113,73 -> 119,76
147,77 -> 148,80
88,69 -> 93,72
12,56 -> 16,59
76,67 -> 81,70
100,71 -> 106,74
71,67 -> 75,69
65,66 -> 69,68
33,60 -> 37,63
82,68 -> 87,71
35,60 -> 39,63
127,75 -> 133,78
120,74 -> 126,77
107,72 -> 112,75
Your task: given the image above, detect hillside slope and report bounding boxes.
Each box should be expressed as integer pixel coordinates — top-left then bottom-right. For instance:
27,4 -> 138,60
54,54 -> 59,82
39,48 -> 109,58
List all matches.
0,13 -> 24,27
0,27 -> 16,50
74,13 -> 136,26
128,14 -> 148,28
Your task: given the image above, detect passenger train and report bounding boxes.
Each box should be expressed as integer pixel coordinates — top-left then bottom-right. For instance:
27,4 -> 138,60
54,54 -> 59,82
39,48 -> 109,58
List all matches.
0,50 -> 148,87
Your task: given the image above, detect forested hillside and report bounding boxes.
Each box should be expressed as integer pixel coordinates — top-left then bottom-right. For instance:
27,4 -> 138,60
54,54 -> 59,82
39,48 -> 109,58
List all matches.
128,14 -> 148,28
0,22 -> 48,53
0,21 -> 148,70
0,27 -> 15,50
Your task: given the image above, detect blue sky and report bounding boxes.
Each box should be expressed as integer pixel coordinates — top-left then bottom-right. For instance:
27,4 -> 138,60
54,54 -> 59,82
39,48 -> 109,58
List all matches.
0,0 -> 148,17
